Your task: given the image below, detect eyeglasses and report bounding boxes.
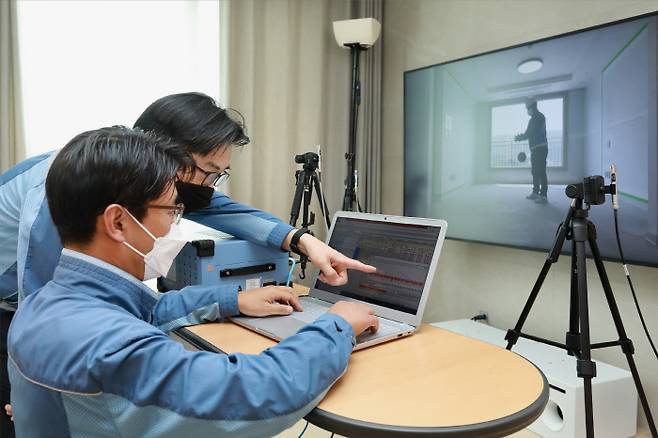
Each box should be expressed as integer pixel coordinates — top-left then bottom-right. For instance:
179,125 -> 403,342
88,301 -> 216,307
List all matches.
146,202 -> 185,224
195,165 -> 230,187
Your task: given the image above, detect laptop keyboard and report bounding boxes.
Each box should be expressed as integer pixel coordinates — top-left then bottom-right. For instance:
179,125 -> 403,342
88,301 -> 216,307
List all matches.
292,298 -> 412,344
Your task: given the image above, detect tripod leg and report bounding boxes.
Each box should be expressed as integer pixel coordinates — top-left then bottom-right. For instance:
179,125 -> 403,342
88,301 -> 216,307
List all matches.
506,205 -> 574,350
573,218 -> 596,438
588,229 -> 658,436
289,171 -> 305,226
301,172 -> 313,229
567,238 -> 580,356
505,259 -> 553,349
297,173 -> 315,280
311,173 -> 331,229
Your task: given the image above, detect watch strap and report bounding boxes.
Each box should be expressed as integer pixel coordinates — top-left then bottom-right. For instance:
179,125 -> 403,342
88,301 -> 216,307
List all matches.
289,228 -> 311,256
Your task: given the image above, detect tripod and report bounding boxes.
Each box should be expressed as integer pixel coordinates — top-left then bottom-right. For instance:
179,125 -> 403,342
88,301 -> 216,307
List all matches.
342,43 -> 365,212
289,152 -> 330,279
505,196 -> 657,438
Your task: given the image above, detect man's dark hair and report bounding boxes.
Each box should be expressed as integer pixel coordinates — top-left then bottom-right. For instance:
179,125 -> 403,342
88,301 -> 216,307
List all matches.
133,92 -> 250,156
46,126 -> 193,245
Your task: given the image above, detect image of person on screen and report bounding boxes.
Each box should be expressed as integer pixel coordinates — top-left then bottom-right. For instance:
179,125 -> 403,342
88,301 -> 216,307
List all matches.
515,99 -> 548,204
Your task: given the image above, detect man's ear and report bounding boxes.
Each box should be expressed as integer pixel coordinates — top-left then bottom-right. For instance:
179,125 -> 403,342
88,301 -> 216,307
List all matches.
102,204 -> 128,243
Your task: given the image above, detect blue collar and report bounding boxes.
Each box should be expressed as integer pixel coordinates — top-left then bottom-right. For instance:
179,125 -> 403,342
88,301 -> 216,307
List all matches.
55,249 -> 158,321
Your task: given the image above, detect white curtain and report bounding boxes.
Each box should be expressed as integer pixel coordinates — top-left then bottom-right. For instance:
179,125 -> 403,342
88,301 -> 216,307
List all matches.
225,0 -> 386,239
0,0 -> 24,172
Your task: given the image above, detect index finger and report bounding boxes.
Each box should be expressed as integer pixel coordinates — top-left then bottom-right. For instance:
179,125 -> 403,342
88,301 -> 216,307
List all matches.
343,258 -> 376,273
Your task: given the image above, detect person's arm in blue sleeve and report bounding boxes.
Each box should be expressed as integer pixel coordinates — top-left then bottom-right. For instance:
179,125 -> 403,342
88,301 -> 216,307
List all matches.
18,194 -> 64,302
151,284 -> 302,333
0,165 -> 25,303
151,284 -> 240,333
97,313 -> 355,438
1,154 -> 52,303
6,153 -> 62,303
184,191 -> 294,249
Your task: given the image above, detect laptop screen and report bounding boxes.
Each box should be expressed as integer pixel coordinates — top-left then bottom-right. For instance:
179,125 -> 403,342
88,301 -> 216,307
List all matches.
314,216 -> 442,314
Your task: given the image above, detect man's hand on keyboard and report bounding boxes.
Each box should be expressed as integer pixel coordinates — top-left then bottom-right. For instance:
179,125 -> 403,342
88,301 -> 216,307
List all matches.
329,301 -> 379,336
237,286 -> 303,317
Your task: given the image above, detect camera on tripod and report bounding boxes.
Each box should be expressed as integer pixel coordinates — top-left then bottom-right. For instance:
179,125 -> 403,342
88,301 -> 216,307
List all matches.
565,175 -> 615,206
294,152 -> 319,171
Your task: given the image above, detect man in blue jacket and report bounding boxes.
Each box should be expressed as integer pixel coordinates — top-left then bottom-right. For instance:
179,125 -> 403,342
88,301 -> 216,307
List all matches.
0,93 -> 374,434
8,126 -> 378,437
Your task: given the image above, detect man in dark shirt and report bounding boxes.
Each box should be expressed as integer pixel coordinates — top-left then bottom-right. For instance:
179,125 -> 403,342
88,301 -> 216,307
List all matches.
515,99 -> 548,204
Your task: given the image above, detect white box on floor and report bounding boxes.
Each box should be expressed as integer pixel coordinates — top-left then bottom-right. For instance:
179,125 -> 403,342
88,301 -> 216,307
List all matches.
432,320 -> 637,438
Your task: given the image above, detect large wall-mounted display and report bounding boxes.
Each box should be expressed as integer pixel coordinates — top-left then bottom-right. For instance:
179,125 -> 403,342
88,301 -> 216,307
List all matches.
404,12 -> 658,266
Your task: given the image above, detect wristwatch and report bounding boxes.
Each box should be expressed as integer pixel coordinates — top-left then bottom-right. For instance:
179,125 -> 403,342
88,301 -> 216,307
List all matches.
289,228 -> 312,256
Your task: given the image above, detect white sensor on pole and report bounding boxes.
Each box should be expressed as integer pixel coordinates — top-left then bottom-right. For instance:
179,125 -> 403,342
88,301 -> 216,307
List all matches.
332,18 -> 381,48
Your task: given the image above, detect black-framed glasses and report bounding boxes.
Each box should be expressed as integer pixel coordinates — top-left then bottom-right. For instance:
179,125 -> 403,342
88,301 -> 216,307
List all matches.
196,165 -> 230,187
146,202 -> 185,224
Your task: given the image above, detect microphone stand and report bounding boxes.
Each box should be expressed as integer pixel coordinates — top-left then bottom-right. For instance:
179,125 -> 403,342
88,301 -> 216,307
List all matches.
342,42 -> 366,212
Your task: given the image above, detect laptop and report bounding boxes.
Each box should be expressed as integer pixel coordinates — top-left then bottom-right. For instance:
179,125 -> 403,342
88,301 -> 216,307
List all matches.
231,212 -> 448,350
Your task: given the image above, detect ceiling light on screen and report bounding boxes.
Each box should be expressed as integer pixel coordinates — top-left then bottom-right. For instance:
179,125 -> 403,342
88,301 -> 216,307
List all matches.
517,58 -> 543,74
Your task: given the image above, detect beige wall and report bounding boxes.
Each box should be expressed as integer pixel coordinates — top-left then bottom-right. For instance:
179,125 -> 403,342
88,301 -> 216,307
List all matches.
382,0 -> 658,430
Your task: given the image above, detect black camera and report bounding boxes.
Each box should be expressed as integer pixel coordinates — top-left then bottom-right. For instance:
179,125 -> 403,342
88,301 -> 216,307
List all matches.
565,175 -> 610,205
294,152 -> 319,171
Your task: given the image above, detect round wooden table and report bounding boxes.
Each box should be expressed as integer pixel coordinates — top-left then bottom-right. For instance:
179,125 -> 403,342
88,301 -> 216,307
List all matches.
179,322 -> 548,437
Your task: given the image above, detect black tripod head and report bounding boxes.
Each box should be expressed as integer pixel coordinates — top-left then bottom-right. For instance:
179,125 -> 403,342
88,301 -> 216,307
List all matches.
294,152 -> 319,172
565,175 -> 615,206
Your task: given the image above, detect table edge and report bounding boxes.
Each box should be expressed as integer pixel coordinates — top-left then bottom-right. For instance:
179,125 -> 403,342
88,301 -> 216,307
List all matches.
176,327 -> 225,354
304,361 -> 549,438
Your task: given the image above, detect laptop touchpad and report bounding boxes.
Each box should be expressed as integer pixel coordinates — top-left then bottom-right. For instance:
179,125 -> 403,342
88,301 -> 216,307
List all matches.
250,316 -> 306,339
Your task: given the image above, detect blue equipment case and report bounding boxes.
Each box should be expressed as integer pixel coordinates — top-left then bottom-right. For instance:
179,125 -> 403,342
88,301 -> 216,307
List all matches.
159,222 -> 290,292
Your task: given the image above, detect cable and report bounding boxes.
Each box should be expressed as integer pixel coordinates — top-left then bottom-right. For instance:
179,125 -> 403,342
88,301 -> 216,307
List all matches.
470,313 -> 488,322
613,209 -> 658,361
286,257 -> 298,287
316,145 -> 330,234
297,421 -> 309,438
354,169 -> 363,213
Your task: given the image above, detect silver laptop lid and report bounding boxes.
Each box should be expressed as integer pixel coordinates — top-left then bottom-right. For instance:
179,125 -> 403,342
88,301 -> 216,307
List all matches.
309,212 -> 447,327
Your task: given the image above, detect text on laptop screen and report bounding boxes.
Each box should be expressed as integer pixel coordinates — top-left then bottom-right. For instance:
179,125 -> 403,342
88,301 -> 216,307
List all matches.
315,217 -> 442,314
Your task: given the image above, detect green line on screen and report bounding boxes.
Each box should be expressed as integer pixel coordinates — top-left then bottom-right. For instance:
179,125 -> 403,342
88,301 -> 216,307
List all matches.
602,22 -> 648,73
600,22 -> 648,184
619,191 -> 648,204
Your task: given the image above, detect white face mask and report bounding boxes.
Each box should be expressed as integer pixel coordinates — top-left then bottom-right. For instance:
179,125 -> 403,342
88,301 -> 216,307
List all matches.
121,209 -> 188,281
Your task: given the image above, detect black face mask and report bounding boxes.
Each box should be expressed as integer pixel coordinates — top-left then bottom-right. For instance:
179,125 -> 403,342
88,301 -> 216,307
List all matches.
175,181 -> 214,213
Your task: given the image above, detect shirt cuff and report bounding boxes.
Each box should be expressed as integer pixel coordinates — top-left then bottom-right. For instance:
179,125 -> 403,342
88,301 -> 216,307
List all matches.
219,287 -> 240,317
267,222 -> 295,249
